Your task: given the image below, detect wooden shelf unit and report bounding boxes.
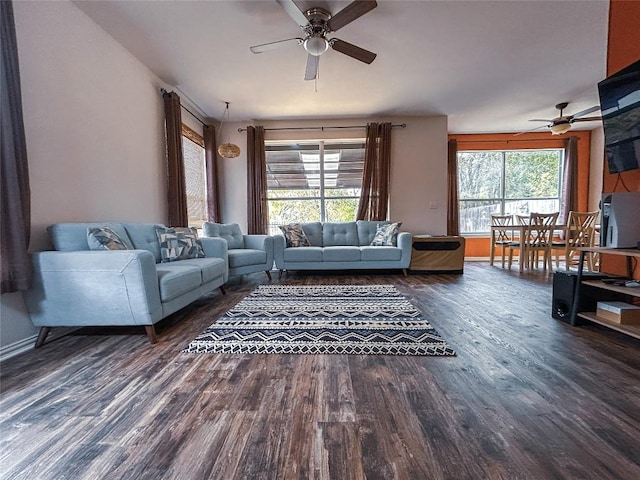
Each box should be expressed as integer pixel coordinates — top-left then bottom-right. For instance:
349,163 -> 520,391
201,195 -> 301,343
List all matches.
569,247 -> 640,339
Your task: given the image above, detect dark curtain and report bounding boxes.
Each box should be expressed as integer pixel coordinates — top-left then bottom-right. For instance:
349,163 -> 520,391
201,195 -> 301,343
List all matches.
163,91 -> 188,227
356,122 -> 392,221
559,136 -> 579,227
1,0 -> 32,294
447,139 -> 460,236
247,126 -> 268,234
203,124 -> 221,222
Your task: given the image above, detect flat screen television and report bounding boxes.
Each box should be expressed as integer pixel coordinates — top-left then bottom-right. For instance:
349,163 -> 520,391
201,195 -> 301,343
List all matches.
597,58 -> 640,174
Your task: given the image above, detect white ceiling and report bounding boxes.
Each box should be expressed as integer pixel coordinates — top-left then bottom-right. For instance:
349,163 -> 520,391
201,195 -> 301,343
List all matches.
74,0 -> 610,134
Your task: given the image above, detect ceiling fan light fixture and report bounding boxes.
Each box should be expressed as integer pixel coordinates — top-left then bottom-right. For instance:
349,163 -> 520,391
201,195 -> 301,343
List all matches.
550,122 -> 572,135
304,35 -> 329,56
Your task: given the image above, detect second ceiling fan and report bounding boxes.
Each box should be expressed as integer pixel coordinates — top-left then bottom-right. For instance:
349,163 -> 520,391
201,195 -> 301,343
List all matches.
519,102 -> 601,135
250,0 -> 378,81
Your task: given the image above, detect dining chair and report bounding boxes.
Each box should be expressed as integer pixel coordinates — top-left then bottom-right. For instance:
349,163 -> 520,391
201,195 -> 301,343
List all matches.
554,210 -> 599,271
490,214 -> 513,268
508,212 -> 559,272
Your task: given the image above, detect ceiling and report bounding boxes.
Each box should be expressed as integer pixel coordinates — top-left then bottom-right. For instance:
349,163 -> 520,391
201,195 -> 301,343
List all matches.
73,0 -> 610,134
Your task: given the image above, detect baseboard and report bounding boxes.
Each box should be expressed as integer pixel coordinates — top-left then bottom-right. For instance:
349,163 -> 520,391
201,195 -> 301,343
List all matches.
0,334 -> 36,363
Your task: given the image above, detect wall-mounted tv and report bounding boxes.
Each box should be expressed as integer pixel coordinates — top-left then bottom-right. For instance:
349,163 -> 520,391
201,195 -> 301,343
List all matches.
597,58 -> 640,174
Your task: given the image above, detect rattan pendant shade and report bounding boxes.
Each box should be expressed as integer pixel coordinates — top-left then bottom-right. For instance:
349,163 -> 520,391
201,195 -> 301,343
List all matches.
218,102 -> 240,159
218,142 -> 240,158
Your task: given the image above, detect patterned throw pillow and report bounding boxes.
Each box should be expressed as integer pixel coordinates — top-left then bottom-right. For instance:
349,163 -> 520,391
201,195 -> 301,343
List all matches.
87,227 -> 129,251
155,226 -> 206,263
370,222 -> 402,246
279,223 -> 311,248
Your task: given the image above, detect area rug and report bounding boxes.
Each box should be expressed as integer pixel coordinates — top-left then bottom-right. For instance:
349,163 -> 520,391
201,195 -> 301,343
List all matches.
183,284 -> 456,356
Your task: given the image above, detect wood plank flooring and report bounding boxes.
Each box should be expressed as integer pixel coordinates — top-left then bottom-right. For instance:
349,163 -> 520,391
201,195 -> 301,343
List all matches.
1,263 -> 639,480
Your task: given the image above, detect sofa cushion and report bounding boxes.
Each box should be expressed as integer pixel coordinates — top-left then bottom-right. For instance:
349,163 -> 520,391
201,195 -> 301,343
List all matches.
323,246 -> 361,262
370,222 -> 402,246
229,248 -> 267,268
155,226 -> 206,263
323,222 -> 359,246
171,258 -> 226,284
49,222 -> 134,251
300,222 -> 323,246
279,223 -> 311,247
123,223 -> 165,263
86,226 -> 129,251
202,222 -> 245,249
155,264 -> 202,302
357,220 -> 389,246
283,246 -> 323,262
360,246 -> 402,261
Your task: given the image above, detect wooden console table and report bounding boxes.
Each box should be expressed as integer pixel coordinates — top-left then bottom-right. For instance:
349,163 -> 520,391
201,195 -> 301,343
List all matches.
569,247 -> 640,339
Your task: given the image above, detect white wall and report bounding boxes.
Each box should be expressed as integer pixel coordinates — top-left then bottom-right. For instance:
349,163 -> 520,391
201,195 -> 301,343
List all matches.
1,1 -> 168,354
219,116 -> 449,235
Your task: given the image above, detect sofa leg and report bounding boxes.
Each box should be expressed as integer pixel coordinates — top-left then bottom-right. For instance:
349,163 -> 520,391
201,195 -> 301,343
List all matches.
144,325 -> 158,344
220,285 -> 227,295
402,269 -> 408,277
265,270 -> 272,281
278,269 -> 285,280
34,327 -> 51,348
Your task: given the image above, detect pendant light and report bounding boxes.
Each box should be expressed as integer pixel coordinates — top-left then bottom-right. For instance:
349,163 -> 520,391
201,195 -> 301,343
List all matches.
217,102 -> 241,158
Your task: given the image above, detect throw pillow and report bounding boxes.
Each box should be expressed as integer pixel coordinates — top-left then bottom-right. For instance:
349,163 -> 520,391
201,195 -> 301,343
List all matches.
279,223 -> 311,248
87,227 -> 129,251
155,226 -> 206,263
370,222 -> 402,246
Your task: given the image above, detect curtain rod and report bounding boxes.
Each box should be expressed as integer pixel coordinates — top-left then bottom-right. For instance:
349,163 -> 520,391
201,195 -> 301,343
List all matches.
160,88 -> 206,126
237,123 -> 407,133
454,136 -> 577,143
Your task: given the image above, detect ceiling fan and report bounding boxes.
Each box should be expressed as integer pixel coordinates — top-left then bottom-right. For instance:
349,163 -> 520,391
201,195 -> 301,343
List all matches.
518,102 -> 601,135
249,0 -> 378,81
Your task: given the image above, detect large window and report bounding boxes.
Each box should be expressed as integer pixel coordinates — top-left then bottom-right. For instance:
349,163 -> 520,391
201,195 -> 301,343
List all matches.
266,140 -> 365,235
181,125 -> 207,227
458,149 -> 563,234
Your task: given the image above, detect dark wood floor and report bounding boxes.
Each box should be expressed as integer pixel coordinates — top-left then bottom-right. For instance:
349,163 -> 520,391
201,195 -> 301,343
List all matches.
1,263 -> 639,480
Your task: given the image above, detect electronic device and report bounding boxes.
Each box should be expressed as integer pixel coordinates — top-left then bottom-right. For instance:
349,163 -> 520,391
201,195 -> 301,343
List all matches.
600,192 -> 640,248
597,58 -> 640,174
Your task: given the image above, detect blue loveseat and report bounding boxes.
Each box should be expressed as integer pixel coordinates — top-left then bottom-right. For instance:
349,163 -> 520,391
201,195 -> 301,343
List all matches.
23,222 -> 228,347
273,221 -> 411,277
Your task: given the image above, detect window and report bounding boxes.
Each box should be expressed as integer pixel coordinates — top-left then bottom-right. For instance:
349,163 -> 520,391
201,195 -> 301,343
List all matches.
457,149 -> 563,234
181,125 -> 207,227
265,140 -> 365,235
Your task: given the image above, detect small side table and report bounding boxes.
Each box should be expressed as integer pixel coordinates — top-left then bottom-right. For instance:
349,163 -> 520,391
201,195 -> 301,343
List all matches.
409,235 -> 465,274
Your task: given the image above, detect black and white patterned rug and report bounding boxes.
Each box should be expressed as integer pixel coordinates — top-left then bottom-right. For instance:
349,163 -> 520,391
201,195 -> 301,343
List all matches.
183,284 -> 456,356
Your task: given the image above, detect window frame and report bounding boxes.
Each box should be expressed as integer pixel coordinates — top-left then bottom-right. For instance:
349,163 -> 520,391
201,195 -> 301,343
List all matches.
265,139 -> 365,234
457,148 -> 564,235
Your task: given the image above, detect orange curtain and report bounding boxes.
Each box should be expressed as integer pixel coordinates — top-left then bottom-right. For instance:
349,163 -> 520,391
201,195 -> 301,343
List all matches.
356,122 -> 392,221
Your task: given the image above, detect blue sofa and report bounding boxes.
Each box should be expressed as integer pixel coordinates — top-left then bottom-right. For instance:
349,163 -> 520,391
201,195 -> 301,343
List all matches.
23,222 -> 228,347
273,221 -> 411,277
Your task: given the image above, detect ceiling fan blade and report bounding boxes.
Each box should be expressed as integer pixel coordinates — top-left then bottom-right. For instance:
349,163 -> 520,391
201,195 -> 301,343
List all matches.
529,119 -> 553,123
514,125 -> 550,136
305,54 -> 319,81
275,0 -> 309,27
569,105 -> 601,120
327,0 -> 377,32
330,39 -> 376,64
572,116 -> 602,122
250,37 -> 303,54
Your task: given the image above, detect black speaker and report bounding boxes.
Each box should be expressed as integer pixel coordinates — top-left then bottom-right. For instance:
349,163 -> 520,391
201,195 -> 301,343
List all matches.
551,271 -> 610,324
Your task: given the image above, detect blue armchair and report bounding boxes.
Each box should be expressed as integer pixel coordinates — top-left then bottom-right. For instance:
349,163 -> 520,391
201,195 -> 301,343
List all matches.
202,222 -> 274,280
